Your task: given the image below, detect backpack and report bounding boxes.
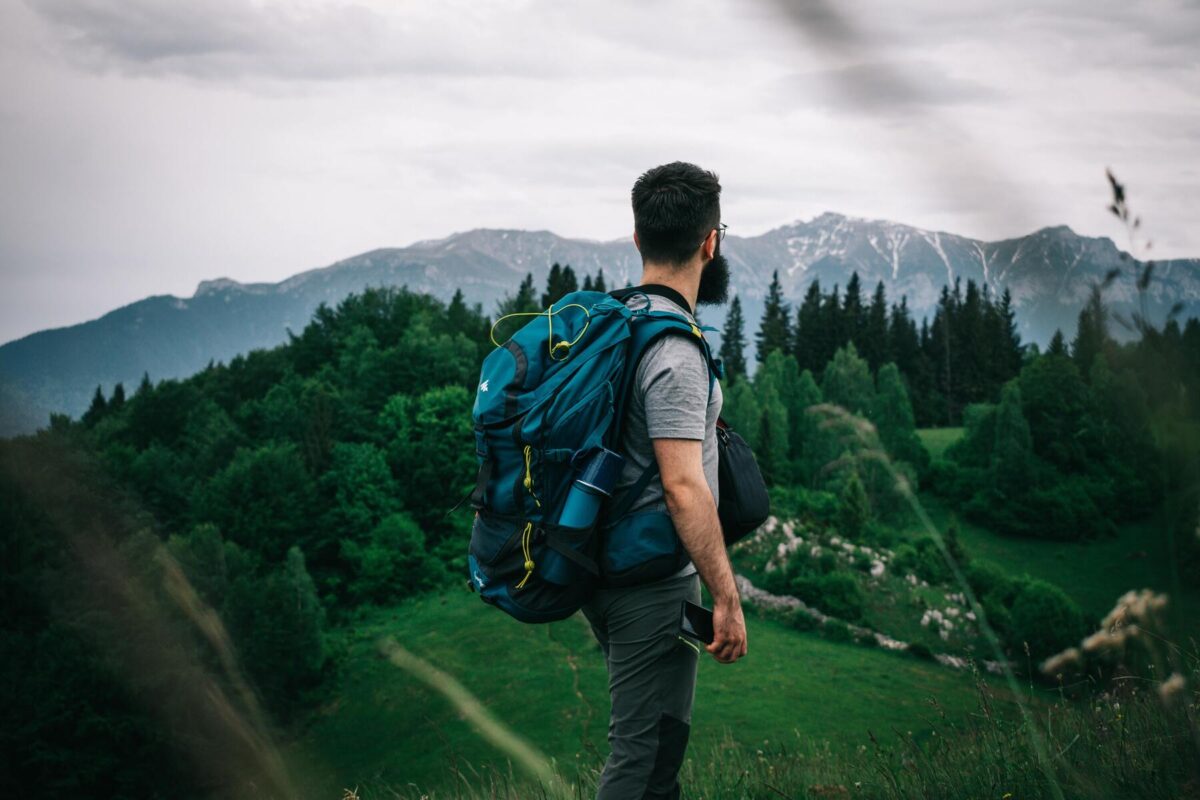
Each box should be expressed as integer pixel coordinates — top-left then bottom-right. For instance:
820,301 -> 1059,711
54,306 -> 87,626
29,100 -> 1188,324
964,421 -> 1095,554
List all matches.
466,287 -> 721,623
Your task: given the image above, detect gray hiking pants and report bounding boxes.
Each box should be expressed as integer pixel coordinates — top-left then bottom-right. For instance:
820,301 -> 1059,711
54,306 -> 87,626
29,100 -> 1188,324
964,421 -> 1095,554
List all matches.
581,571 -> 701,800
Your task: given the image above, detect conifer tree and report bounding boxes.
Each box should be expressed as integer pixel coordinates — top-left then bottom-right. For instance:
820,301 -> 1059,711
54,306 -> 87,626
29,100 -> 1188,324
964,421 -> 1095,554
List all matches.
837,470 -> 871,539
871,363 -> 929,473
582,274 -> 594,292
756,270 -> 791,363
1071,286 -> 1111,379
541,262 -> 565,307
862,281 -> 889,370
593,269 -> 607,293
1047,329 -> 1068,357
821,342 -> 874,416
497,273 -> 539,316
82,385 -> 108,425
110,382 -> 126,410
992,381 -> 1033,495
793,279 -> 823,373
819,283 -> 842,367
843,272 -> 865,349
561,265 -> 579,296
719,294 -> 748,381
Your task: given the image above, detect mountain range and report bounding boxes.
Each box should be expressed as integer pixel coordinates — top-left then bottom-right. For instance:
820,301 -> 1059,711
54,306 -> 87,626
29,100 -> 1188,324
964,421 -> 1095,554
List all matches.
2,212 -> 1197,437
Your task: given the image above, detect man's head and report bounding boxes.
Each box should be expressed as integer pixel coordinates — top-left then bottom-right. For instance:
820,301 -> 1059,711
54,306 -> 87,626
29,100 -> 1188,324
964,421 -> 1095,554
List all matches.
631,161 -> 730,306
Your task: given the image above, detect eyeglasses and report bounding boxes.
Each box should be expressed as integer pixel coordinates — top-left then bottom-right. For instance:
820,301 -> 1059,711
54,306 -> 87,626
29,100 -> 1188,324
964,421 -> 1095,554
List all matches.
700,222 -> 727,248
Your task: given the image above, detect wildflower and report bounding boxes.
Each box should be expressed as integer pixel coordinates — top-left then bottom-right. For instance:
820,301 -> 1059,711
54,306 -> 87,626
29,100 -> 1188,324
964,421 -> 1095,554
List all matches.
870,560 -> 885,578
1158,672 -> 1187,705
1040,647 -> 1081,677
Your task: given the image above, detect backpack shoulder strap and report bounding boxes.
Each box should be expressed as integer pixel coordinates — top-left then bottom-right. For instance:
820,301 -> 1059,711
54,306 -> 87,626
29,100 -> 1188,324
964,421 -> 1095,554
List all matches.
604,291 -> 723,522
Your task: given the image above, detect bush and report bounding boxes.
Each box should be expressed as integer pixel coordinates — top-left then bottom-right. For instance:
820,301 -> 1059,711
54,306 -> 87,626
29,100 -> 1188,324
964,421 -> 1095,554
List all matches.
790,571 -> 865,622
822,619 -> 852,642
907,642 -> 935,661
1007,578 -> 1088,663
787,608 -> 818,632
965,560 -> 1012,600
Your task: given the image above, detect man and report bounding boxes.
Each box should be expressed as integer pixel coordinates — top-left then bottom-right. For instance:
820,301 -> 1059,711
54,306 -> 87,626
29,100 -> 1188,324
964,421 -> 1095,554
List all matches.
582,161 -> 748,799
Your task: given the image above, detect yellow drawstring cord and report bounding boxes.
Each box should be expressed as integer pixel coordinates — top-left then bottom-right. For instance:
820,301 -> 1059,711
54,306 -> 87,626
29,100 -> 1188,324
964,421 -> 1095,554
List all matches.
488,302 -> 591,361
522,445 -> 541,508
514,522 -> 535,589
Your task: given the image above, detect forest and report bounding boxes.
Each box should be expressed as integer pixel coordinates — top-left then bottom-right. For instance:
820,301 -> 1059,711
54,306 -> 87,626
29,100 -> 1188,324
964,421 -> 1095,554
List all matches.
2,265 -> 1199,798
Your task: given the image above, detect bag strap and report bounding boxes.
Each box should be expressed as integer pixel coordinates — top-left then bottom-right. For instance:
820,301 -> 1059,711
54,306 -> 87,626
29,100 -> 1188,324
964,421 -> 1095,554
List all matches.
603,288 -> 723,522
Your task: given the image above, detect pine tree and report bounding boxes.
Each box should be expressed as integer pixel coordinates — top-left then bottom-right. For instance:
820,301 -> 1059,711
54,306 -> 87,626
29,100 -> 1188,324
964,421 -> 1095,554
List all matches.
821,342 -> 874,416
819,283 -> 842,367
754,384 -> 789,485
110,382 -> 126,410
447,288 -> 471,333
541,263 -> 564,307
793,279 -> 823,373
593,269 -> 607,293
1047,329 -> 1068,356
719,294 -> 748,381
497,273 -> 539,316
561,265 -> 579,296
992,381 -> 1033,495
1071,285 -> 1111,379
888,297 -> 920,377
582,274 -> 594,292
862,281 -> 889,370
837,469 -> 871,539
756,270 -> 791,363
136,372 -> 153,398
871,363 -> 929,473
843,272 -> 865,349
82,385 -> 108,426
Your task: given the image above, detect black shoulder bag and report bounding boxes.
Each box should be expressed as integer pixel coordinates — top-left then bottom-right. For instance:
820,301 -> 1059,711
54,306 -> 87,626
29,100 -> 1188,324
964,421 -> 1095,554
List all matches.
715,416 -> 770,545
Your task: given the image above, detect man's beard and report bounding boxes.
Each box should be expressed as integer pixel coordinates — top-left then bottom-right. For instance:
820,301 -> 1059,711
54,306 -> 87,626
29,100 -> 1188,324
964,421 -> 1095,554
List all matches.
696,238 -> 730,306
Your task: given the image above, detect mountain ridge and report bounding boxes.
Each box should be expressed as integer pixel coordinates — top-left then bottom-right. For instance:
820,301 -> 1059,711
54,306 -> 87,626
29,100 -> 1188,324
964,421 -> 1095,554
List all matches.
3,212 -> 1197,437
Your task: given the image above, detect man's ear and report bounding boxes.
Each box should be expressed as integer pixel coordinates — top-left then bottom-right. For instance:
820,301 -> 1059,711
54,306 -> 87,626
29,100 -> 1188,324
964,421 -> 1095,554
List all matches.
702,230 -> 716,261
633,230 -> 640,252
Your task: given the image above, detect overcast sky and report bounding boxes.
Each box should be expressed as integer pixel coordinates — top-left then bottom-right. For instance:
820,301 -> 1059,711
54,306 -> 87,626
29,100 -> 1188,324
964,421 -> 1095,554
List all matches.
1,0 -> 1197,344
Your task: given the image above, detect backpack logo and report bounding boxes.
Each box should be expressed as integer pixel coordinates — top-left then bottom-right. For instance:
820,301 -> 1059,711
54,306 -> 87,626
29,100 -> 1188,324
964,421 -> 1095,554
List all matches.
478,379 -> 489,393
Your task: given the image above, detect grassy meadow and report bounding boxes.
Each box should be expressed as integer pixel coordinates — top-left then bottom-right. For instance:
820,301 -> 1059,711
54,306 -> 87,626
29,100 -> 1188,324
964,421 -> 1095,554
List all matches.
286,587 -> 1026,798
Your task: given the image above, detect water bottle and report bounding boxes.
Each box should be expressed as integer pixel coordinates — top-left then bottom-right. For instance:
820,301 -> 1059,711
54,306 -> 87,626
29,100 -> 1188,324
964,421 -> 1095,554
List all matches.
558,447 -> 626,529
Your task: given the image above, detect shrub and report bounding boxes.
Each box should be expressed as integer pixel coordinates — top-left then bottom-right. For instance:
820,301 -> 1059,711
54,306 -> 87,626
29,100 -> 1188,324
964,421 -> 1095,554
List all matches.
822,619 -> 852,642
1007,578 -> 1088,663
965,560 -> 1012,600
907,642 -> 935,661
791,571 -> 865,622
787,609 -> 818,632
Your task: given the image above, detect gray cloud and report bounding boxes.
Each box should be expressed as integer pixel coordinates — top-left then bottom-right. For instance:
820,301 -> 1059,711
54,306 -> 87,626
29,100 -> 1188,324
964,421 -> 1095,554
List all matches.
1,0 -> 1197,345
778,60 -> 1006,112
29,0 -> 562,81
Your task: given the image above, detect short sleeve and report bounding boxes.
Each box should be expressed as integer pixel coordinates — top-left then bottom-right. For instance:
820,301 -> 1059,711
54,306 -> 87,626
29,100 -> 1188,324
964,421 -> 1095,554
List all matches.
636,335 -> 710,440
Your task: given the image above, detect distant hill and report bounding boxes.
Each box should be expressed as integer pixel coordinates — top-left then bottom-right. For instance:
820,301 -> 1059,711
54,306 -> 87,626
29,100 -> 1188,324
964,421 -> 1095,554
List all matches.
3,213 -> 1197,436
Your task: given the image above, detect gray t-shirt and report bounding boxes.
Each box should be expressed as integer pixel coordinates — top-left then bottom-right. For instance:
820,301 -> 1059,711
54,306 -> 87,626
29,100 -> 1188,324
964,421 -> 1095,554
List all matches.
613,292 -> 724,578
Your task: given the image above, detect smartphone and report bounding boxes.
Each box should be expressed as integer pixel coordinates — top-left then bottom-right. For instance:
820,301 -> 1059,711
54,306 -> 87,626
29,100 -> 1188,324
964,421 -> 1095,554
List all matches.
679,599 -> 715,644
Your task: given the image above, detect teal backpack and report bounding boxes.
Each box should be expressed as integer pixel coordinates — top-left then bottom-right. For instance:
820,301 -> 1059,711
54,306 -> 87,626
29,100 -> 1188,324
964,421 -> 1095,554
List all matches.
466,287 -> 721,623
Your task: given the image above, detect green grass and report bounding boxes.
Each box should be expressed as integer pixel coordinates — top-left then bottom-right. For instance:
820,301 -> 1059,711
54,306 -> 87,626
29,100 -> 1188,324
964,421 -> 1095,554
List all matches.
910,426 -> 1200,641
286,589 -> 1013,798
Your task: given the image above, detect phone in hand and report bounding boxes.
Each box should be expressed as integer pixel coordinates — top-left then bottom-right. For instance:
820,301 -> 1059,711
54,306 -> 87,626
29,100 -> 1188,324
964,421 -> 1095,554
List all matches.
679,599 -> 715,644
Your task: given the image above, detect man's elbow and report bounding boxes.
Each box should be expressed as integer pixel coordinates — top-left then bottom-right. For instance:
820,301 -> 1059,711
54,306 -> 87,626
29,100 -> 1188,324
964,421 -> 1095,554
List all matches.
661,475 -> 710,513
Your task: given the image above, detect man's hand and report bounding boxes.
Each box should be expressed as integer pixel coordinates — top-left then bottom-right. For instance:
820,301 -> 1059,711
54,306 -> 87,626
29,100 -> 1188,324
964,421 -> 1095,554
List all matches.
653,437 -> 748,664
707,597 -> 748,663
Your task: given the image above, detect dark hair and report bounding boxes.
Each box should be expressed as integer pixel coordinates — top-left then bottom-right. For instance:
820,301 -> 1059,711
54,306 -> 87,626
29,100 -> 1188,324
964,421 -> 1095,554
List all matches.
631,161 -> 721,267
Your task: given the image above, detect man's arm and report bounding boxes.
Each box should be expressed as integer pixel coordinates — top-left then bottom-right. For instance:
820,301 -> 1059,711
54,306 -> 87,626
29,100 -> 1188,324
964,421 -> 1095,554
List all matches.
653,437 -> 748,664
